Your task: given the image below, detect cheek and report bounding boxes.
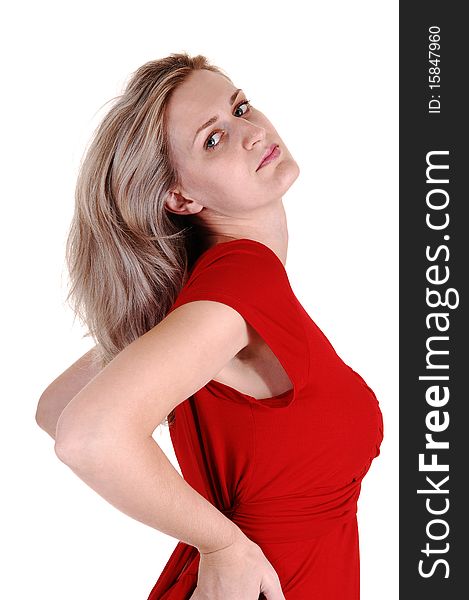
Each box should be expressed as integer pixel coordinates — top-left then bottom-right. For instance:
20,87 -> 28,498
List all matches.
202,168 -> 254,211
207,157 -> 250,188
182,152 -> 258,204
181,167 -> 228,202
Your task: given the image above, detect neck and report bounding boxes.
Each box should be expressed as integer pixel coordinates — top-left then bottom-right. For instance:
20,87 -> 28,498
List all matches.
198,201 -> 289,266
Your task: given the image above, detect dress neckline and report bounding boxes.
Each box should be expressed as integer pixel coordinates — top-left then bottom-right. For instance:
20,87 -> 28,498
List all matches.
191,237 -> 286,274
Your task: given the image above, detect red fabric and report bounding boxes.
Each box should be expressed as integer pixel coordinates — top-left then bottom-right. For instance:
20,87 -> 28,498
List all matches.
147,239 -> 384,599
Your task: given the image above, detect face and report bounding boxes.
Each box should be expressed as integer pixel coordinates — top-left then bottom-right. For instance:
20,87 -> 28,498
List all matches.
164,69 -> 299,223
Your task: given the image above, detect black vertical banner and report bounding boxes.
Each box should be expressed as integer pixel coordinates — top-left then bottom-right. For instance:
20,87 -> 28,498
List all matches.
400,2 -> 467,598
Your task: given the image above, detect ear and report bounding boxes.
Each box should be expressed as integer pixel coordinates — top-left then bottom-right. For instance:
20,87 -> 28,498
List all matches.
164,190 -> 204,216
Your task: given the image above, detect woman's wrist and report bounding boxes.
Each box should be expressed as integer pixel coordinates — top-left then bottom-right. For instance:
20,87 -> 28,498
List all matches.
197,521 -> 251,555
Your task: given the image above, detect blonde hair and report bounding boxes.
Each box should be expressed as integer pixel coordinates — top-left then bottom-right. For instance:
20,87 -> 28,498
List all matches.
65,52 -> 230,427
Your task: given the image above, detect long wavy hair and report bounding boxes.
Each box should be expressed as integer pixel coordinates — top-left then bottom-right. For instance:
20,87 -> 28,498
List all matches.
65,52 -> 231,428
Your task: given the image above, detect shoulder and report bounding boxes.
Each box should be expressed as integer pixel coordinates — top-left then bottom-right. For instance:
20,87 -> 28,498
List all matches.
168,238 -> 296,318
166,238 -> 299,349
187,239 -> 289,291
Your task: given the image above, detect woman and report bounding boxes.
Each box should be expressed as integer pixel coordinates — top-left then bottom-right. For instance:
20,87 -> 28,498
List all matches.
36,52 -> 384,599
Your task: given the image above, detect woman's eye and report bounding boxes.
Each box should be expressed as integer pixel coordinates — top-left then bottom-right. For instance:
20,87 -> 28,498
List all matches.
234,99 -> 251,117
204,99 -> 251,150
205,131 -> 223,150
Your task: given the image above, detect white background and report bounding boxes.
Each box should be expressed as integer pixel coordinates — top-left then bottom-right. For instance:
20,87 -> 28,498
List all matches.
1,0 -> 398,598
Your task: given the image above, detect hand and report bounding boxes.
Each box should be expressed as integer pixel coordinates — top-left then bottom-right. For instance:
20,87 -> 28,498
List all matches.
188,529 -> 285,600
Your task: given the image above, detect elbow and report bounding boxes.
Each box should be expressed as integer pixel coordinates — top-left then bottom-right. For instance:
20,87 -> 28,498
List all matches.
54,418 -> 111,468
35,404 -> 44,430
54,418 -> 94,467
54,434 -> 83,465
35,400 -> 57,442
35,394 -> 50,432
55,435 -> 99,469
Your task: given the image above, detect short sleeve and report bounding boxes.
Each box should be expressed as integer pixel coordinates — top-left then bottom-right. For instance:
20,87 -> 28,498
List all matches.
167,239 -> 310,405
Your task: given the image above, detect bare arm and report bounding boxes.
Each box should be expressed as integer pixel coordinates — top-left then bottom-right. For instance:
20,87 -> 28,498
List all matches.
54,301 -> 252,555
35,345 -> 103,440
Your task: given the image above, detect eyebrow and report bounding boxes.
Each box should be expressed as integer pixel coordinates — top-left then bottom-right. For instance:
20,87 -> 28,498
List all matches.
192,88 -> 242,145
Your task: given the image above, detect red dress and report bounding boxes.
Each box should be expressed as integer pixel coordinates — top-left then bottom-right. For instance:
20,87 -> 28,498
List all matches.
147,238 -> 384,600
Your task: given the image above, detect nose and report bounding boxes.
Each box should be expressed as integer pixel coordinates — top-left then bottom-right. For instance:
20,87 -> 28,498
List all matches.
241,120 -> 266,149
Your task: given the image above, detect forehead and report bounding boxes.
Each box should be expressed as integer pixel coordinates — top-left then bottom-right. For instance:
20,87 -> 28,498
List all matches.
166,69 -> 236,147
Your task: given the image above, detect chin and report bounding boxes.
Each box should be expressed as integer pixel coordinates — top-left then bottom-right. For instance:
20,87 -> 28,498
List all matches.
280,159 -> 301,192
292,159 -> 301,179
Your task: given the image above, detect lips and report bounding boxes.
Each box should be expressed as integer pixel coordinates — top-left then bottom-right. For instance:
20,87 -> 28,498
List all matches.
256,143 -> 279,171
